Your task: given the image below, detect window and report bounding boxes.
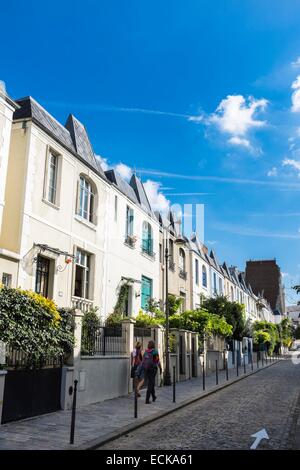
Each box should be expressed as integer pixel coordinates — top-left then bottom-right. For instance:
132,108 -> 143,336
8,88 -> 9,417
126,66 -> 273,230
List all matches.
218,277 -> 223,294
180,291 -> 186,312
47,152 -> 58,204
142,221 -> 153,255
231,286 -> 234,301
125,205 -> 134,245
195,259 -> 199,285
179,248 -> 185,271
2,273 -> 12,287
159,243 -> 162,263
114,195 -> 118,221
213,272 -> 217,294
74,249 -> 91,299
141,276 -> 152,310
169,239 -> 174,270
77,175 -> 96,223
35,255 -> 50,298
202,265 -> 207,287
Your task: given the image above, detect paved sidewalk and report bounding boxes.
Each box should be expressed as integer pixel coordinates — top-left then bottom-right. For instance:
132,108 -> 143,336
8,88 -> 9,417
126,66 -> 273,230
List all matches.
0,359 -> 281,450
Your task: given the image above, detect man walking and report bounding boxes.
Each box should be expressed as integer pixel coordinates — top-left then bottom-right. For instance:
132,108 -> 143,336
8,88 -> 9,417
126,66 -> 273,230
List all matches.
142,340 -> 162,404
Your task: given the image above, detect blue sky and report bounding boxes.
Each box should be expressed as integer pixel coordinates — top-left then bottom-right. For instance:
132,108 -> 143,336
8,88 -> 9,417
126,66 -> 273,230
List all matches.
2,0 -> 300,304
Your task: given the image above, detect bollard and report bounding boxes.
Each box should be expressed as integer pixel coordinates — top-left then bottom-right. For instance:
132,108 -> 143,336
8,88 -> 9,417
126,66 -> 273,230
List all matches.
243,357 -> 246,374
236,355 -> 239,377
257,354 -> 259,369
215,360 -> 218,385
70,379 -> 78,445
262,353 -> 264,367
134,380 -> 138,419
173,366 -> 176,403
251,355 -> 253,372
226,358 -> 229,381
202,361 -> 205,391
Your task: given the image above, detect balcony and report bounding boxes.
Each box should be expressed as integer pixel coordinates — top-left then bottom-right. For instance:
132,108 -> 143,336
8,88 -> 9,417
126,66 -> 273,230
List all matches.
72,297 -> 94,312
179,269 -> 187,280
124,235 -> 137,249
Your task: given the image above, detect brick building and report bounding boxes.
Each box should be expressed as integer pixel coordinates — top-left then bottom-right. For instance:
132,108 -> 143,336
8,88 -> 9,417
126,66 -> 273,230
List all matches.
245,259 -> 286,316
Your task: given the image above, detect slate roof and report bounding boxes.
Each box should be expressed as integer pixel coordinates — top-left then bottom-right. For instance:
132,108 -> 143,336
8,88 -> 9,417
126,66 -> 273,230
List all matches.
13,97 -> 106,179
65,114 -> 105,177
105,170 -> 139,206
130,174 -> 153,216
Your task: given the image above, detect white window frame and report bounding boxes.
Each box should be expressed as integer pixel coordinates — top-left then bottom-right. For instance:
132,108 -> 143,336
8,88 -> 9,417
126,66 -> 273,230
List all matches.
43,147 -> 61,207
74,248 -> 91,300
77,175 -> 96,224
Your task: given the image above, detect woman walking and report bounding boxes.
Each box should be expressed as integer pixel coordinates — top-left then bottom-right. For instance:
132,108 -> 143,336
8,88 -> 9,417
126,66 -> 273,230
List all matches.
142,340 -> 162,404
131,342 -> 144,396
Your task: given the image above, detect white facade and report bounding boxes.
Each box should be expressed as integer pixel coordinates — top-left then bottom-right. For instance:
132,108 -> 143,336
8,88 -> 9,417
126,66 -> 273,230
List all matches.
104,180 -> 160,317
189,235 -> 211,309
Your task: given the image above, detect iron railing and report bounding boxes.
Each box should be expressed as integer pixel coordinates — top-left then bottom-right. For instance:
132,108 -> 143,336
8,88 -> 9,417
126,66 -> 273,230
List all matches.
5,345 -> 63,369
179,269 -> 187,280
169,261 -> 175,272
134,327 -> 152,339
81,326 -> 127,356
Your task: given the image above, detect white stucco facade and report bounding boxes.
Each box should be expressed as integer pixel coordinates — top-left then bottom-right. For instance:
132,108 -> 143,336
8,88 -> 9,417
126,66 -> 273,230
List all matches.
104,183 -> 160,318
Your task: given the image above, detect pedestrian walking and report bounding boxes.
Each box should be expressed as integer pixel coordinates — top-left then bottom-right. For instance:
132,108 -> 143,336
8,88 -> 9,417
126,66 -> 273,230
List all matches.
142,340 -> 162,404
131,342 -> 143,397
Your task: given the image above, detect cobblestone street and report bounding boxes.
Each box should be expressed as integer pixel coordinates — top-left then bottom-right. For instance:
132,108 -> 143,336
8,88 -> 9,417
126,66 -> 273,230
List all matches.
100,356 -> 300,450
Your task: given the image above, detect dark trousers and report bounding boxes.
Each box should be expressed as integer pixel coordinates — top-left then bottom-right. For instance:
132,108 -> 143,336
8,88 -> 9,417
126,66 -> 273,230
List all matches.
145,368 -> 157,403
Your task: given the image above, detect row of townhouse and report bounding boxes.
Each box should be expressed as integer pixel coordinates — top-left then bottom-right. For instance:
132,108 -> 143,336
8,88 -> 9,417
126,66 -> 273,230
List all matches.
0,83 -> 277,325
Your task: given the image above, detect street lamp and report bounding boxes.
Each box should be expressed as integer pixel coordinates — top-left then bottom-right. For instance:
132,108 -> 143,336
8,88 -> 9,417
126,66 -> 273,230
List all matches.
163,222 -> 186,386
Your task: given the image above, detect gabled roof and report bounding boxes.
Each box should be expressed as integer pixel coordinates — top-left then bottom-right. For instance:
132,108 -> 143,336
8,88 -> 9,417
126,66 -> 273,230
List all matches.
105,170 -> 139,205
229,266 -> 241,287
13,97 -> 107,179
155,210 -> 180,236
14,97 -> 75,152
65,114 -> 105,176
209,250 -> 222,273
129,174 -> 153,216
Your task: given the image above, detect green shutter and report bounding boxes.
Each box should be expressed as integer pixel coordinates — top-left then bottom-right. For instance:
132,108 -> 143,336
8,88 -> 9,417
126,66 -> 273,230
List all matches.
141,276 -> 152,310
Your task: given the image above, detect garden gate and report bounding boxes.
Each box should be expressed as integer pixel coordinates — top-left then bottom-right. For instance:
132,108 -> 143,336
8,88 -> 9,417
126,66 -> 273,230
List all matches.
1,348 -> 62,424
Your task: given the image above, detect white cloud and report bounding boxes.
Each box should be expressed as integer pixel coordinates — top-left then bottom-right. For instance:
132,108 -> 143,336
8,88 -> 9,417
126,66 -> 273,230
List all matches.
95,154 -> 109,172
143,180 -> 170,214
207,240 -> 218,245
267,167 -> 278,177
228,136 -> 251,148
292,57 -> 300,68
188,114 -> 204,123
282,158 -> 300,176
115,163 -> 132,181
282,272 -> 289,278
210,95 -> 268,137
291,75 -> 300,112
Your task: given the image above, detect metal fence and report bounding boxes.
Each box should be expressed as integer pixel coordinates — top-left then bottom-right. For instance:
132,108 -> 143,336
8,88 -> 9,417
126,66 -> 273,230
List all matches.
4,345 -> 63,369
81,326 -> 127,356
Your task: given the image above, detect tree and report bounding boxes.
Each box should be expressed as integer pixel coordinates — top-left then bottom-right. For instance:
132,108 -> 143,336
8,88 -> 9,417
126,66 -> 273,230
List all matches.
201,295 -> 247,340
168,294 -> 183,315
169,309 -> 232,342
252,321 -> 279,354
